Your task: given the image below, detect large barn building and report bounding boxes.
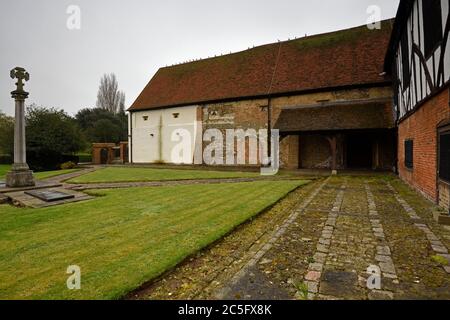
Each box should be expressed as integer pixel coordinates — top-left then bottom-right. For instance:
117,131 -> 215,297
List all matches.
128,20 -> 396,171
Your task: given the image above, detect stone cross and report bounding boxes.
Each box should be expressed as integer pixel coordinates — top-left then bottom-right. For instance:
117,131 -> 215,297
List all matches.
10,67 -> 30,95
6,67 -> 35,188
10,67 -> 30,99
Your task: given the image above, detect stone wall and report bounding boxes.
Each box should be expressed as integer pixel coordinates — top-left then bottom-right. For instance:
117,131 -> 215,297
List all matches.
200,86 -> 393,169
130,85 -> 394,169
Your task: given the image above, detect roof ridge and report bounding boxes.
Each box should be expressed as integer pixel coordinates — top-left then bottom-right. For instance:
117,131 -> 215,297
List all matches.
130,18 -> 394,111
161,18 -> 395,69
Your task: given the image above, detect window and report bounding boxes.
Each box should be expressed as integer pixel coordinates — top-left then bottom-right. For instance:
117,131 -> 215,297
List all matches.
401,31 -> 410,89
172,113 -> 180,119
142,115 -> 149,121
423,0 -> 443,58
405,140 -> 414,169
439,131 -> 450,182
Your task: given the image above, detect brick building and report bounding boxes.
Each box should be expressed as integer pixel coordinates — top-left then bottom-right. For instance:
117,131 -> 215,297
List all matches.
128,20 -> 396,171
385,0 -> 450,209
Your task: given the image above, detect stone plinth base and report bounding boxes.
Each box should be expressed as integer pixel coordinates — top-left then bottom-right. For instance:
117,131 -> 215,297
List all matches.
6,169 -> 35,188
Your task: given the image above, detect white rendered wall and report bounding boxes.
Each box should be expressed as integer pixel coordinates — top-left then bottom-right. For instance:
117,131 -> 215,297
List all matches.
130,106 -> 199,164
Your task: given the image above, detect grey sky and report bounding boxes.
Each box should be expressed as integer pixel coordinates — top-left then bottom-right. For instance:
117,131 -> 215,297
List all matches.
0,0 -> 399,116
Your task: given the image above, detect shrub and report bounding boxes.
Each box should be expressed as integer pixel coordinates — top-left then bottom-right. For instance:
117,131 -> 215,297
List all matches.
60,161 -> 77,170
26,105 -> 84,170
0,155 -> 12,164
77,153 -> 92,163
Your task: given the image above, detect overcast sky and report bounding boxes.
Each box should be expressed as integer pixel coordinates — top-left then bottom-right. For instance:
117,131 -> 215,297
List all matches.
0,0 -> 400,116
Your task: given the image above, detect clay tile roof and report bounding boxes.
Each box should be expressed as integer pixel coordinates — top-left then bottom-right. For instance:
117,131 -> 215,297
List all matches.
275,101 -> 395,132
129,19 -> 394,112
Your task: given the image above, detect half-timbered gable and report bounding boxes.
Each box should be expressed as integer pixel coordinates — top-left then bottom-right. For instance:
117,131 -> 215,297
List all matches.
386,0 -> 450,209
386,0 -> 450,119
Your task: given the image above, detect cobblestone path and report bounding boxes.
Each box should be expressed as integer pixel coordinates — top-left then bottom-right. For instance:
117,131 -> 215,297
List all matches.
128,175 -> 450,300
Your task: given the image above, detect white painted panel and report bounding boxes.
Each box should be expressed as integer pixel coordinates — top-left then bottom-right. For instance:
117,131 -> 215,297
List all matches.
128,112 -> 132,162
131,106 -> 199,164
160,106 -> 198,164
426,56 -> 434,95
435,47 -> 441,85
446,33 -> 450,82
442,0 -> 448,35
413,3 -> 419,46
418,0 -> 424,53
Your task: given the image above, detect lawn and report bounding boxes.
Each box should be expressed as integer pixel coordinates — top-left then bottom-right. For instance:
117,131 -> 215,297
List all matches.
0,165 -> 10,179
0,180 -> 308,299
68,167 -> 260,184
0,164 -> 79,181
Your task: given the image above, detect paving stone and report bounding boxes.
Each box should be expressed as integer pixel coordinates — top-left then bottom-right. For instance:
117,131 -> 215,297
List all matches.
317,244 -> 329,253
259,258 -> 272,265
305,281 -> 318,294
319,271 -> 362,298
431,245 -> 448,254
426,233 -> 440,241
368,290 -> 394,300
326,220 -> 336,227
430,240 -> 445,247
319,238 -> 331,246
375,255 -> 393,263
0,193 -> 9,204
382,273 -> 398,279
379,261 -> 396,274
414,223 -> 427,228
322,233 -> 332,239
377,246 -> 391,256
313,252 -> 327,263
308,263 -> 324,272
305,271 -> 321,282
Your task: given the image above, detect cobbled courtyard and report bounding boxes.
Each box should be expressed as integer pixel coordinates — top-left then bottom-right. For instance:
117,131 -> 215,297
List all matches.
129,175 -> 450,300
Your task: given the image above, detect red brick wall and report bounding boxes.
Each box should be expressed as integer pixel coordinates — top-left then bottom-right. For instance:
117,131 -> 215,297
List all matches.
398,88 -> 450,202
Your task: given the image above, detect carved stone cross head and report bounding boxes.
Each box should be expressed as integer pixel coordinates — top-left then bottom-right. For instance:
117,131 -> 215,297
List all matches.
10,67 -> 30,93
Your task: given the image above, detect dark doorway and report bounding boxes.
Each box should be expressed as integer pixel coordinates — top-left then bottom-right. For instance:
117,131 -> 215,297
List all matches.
100,148 -> 108,164
346,134 -> 372,169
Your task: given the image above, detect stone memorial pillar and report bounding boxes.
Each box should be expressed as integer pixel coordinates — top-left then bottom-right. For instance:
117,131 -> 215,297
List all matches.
6,67 -> 35,187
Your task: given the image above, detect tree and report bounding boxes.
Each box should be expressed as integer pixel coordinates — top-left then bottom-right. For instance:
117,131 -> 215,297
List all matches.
26,105 -> 85,170
96,73 -> 126,114
88,119 -> 123,143
0,111 -> 14,156
75,107 -> 127,144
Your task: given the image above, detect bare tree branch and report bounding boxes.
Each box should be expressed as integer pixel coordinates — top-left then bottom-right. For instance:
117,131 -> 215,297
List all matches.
96,73 -> 126,114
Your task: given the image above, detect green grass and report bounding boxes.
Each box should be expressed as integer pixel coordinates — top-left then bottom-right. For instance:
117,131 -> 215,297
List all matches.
76,153 -> 92,163
0,180 -> 308,299
0,164 -> 78,181
34,169 -> 79,180
69,167 -> 261,184
0,165 -> 10,179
